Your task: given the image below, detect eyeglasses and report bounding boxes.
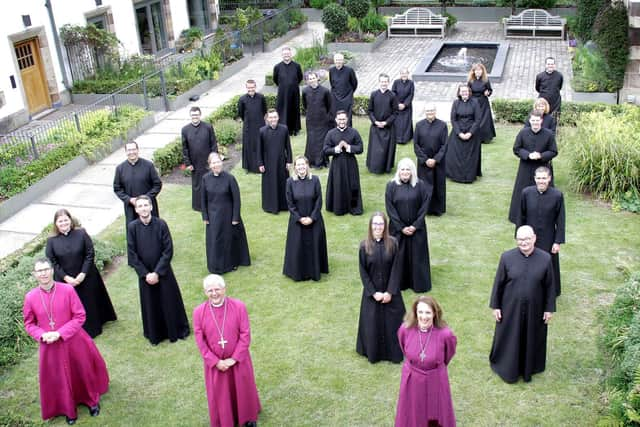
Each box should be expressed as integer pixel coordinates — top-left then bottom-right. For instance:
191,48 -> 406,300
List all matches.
34,268 -> 51,273
516,237 -> 533,243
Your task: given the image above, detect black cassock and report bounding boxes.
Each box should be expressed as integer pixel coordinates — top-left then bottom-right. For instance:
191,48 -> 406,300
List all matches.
535,70 -> 563,114
273,60 -> 303,135
329,65 -> 358,126
238,92 -> 267,173
258,124 -> 292,213
414,118 -> 448,216
302,84 -> 333,168
182,122 -> 218,212
524,113 -> 557,135
468,78 -> 496,143
489,248 -> 555,383
391,78 -> 414,144
283,175 -> 329,281
508,127 -> 558,223
367,89 -> 399,174
356,238 -> 406,363
201,171 -> 251,274
113,158 -> 162,227
445,98 -> 482,183
45,229 -> 117,338
518,186 -> 565,296
127,217 -> 190,345
385,179 -> 432,292
323,127 -> 363,215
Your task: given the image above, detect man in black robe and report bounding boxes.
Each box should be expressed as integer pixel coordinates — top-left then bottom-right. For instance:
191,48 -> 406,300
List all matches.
127,195 -> 190,346
489,225 -> 555,383
237,79 -> 267,173
508,112 -> 558,223
302,72 -> 332,168
329,53 -> 358,127
535,57 -> 563,116
258,110 -> 292,214
113,141 -> 162,229
273,46 -> 303,136
323,110 -> 363,216
366,73 -> 399,174
391,68 -> 414,144
414,104 -> 448,215
182,106 -> 218,212
517,166 -> 565,296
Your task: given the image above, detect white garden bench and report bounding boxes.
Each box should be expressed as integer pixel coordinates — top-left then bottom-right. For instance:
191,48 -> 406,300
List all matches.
503,9 -> 566,40
387,8 -> 447,38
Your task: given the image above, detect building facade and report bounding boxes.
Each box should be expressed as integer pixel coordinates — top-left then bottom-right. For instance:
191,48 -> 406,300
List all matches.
624,0 -> 640,104
0,0 -> 219,133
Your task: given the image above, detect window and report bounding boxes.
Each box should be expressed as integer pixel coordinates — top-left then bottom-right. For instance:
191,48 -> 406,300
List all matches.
188,0 -> 211,32
87,14 -> 107,30
135,0 -> 168,55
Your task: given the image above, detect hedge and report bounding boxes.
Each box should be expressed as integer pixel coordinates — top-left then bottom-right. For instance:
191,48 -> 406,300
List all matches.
0,231 -> 123,370
598,271 -> 640,425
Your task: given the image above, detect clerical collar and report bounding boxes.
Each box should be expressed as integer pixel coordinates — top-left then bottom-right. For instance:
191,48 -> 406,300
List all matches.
375,238 -> 382,242
191,121 -> 201,127
337,127 -> 347,132
40,282 -> 55,292
61,230 -> 70,236
211,298 -> 225,308
520,249 -> 534,257
128,159 -> 138,166
269,125 -> 278,130
140,216 -> 152,226
379,88 -> 388,93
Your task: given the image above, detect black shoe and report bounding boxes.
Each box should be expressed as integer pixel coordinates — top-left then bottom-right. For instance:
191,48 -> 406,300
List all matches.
66,417 -> 77,425
90,403 -> 100,416
245,422 -> 257,427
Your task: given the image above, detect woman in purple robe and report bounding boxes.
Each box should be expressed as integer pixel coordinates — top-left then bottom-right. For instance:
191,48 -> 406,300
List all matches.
395,295 -> 457,427
23,258 -> 109,425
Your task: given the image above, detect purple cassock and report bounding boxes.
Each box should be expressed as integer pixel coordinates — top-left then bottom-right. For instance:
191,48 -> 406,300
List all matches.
23,282 -> 109,421
395,325 -> 457,427
193,297 -> 261,427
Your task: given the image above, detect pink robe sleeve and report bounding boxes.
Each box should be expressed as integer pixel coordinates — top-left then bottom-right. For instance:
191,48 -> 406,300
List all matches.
57,289 -> 86,341
397,324 -> 408,356
231,302 -> 251,363
443,328 -> 457,366
193,305 -> 220,369
23,293 -> 46,342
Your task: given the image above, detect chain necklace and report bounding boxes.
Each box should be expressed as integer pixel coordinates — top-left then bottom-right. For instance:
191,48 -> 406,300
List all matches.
38,284 -> 57,329
208,299 -> 228,349
418,326 -> 433,362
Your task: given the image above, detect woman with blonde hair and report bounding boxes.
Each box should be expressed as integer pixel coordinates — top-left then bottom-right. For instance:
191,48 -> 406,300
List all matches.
524,97 -> 557,135
395,295 -> 457,427
467,63 -> 496,143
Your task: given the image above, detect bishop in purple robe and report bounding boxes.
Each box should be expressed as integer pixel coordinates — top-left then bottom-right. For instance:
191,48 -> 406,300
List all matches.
23,258 -> 109,425
194,274 -> 261,427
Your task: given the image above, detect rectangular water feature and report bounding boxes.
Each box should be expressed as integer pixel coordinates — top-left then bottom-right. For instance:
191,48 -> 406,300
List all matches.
413,41 -> 509,82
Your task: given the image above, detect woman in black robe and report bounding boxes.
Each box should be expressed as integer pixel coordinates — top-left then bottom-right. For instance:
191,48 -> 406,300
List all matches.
45,209 -> 116,338
467,63 -> 496,143
356,212 -> 405,364
391,68 -> 414,145
524,97 -> 557,135
414,104 -> 448,216
201,152 -> 251,274
385,158 -> 432,293
445,85 -> 482,183
283,156 -> 329,281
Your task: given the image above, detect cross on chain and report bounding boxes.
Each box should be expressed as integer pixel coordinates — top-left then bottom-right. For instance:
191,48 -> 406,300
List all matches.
218,337 -> 228,349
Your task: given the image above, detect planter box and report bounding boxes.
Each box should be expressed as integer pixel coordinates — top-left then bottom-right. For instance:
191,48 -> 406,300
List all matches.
327,31 -> 387,53
265,22 -> 309,52
571,90 -> 618,104
0,113 -> 156,223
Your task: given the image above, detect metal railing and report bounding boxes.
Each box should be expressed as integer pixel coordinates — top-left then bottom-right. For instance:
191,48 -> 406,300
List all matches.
0,2 -> 304,168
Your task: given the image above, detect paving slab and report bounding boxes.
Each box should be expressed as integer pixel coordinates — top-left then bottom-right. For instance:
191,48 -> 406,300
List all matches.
0,231 -> 39,258
145,118 -> 186,134
40,183 -> 120,209
70,164 -> 119,186
134,132 -> 180,149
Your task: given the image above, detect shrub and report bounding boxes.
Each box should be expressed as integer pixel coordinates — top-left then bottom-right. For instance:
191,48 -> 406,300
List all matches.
345,0 -> 370,20
0,235 -> 123,370
322,3 -> 349,37
215,119 -> 242,146
571,46 -> 618,93
564,107 -> 640,204
443,12 -> 458,29
310,0 -> 333,8
598,272 -> 640,425
492,99 -> 535,123
360,9 -> 387,33
593,2 -> 629,90
153,137 -> 182,175
575,0 -> 606,42
515,0 -> 556,8
286,7 -> 308,28
294,38 -> 328,72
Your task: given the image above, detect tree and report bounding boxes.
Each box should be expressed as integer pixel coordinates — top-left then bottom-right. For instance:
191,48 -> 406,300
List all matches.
345,0 -> 370,36
322,3 -> 349,38
593,1 -> 629,90
575,0 -> 607,42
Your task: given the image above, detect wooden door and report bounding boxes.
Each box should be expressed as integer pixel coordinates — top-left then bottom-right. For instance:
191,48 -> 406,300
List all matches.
15,38 -> 50,114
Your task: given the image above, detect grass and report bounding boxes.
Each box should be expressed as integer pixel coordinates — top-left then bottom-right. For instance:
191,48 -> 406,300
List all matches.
0,119 -> 638,426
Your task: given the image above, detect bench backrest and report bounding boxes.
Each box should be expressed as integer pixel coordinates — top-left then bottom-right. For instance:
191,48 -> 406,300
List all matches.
505,9 -> 565,25
390,7 -> 445,25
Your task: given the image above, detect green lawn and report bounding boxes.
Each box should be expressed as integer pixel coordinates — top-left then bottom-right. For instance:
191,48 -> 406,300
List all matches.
1,119 -> 638,426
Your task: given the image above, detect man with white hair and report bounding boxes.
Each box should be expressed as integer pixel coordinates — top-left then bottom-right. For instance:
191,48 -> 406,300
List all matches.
489,225 -> 556,383
329,52 -> 358,126
193,274 -> 261,427
273,46 -> 303,136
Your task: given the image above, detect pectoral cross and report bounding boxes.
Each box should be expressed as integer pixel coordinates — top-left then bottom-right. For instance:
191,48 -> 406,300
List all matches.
419,351 -> 425,362
218,337 -> 228,349
49,321 -> 55,329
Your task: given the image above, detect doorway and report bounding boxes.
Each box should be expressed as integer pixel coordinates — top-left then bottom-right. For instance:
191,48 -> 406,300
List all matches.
135,0 -> 168,55
14,38 -> 51,114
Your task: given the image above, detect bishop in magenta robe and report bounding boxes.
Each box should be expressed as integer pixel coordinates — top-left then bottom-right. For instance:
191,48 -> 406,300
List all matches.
23,258 -> 109,424
194,274 -> 261,427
